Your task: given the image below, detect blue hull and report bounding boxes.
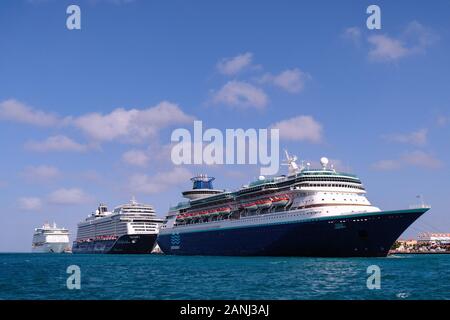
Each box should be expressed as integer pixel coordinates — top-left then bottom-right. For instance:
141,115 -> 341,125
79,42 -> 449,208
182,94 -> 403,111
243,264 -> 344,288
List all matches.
157,208 -> 428,257
72,234 -> 157,254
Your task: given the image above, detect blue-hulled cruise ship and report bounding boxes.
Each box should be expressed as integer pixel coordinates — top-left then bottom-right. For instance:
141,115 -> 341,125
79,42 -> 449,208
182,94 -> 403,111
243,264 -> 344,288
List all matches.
157,151 -> 429,257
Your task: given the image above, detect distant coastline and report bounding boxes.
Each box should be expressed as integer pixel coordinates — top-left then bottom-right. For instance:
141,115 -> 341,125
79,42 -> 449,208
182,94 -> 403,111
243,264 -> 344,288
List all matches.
390,251 -> 450,255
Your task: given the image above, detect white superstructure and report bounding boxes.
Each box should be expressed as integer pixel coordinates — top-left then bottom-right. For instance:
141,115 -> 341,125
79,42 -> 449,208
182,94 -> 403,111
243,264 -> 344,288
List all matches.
161,153 -> 381,233
75,197 -> 162,242
32,222 -> 70,253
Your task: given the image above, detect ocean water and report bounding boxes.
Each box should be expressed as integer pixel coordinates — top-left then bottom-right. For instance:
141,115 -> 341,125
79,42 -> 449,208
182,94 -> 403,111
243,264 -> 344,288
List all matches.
0,253 -> 449,300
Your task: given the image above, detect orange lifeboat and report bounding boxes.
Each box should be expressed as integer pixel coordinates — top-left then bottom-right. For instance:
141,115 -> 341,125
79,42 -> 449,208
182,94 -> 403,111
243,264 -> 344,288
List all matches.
242,202 -> 258,211
217,207 -> 231,215
272,195 -> 289,207
256,199 -> 272,209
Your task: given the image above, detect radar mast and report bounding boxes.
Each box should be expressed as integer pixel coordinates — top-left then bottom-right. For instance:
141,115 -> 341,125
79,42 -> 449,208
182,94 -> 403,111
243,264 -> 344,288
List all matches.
283,150 -> 303,176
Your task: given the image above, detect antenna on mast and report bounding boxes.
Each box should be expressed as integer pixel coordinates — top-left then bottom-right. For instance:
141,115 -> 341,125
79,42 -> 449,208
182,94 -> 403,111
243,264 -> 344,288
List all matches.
282,149 -> 303,175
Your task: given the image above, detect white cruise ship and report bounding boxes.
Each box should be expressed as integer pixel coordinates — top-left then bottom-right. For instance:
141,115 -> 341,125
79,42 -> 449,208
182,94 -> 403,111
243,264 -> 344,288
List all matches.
32,222 -> 70,253
157,151 -> 430,257
72,197 -> 163,254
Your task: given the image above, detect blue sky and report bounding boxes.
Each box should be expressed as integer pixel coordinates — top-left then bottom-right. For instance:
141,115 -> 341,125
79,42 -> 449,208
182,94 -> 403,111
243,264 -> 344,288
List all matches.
1,0 -> 449,251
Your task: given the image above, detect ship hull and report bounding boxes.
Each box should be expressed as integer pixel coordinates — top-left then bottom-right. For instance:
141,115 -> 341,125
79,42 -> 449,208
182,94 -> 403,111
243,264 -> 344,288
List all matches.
72,234 -> 158,254
157,208 -> 428,257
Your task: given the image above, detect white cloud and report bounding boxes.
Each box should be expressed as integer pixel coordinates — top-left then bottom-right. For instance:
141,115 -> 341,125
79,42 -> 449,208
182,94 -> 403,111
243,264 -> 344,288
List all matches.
368,35 -> 409,62
128,167 -> 192,194
367,21 -> 437,62
373,150 -> 443,171
1,99 -> 195,147
73,101 -> 194,143
122,149 -> 149,167
437,115 -> 449,127
19,197 -> 43,211
21,165 -> 61,181
405,150 -> 443,168
217,52 -> 253,75
270,115 -> 323,143
342,27 -> 362,45
382,129 -> 428,146
403,21 -> 438,52
0,99 -> 59,127
47,188 -> 92,205
212,81 -> 268,109
259,68 -> 310,93
25,135 -> 88,152
343,21 -> 437,62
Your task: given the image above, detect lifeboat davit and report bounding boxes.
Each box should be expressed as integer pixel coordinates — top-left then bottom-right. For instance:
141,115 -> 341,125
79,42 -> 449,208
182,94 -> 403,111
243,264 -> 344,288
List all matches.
242,202 -> 258,211
272,196 -> 289,207
256,199 -> 272,209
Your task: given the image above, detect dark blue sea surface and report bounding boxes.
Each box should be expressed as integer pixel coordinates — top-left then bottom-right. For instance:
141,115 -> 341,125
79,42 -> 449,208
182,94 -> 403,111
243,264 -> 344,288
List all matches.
0,253 -> 449,300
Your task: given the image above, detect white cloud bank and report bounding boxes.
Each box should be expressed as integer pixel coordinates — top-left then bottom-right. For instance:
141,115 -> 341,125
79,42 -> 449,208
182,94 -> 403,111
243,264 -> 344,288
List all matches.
21,165 -> 61,181
382,129 -> 428,146
73,101 -> 194,143
25,135 -> 88,152
270,115 -> 323,143
259,68 -> 311,93
0,99 -> 60,127
342,27 -> 362,45
343,21 -> 438,62
373,150 -> 443,171
19,197 -> 43,211
47,188 -> 92,205
212,81 -> 268,109
128,167 -> 192,194
368,35 -> 410,61
0,99 -> 195,151
122,149 -> 150,167
217,52 -> 253,75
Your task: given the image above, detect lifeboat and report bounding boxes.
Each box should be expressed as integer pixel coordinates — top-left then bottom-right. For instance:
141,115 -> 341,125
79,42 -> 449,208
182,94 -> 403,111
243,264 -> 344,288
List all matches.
184,213 -> 193,220
242,202 -> 258,211
193,212 -> 203,218
176,214 -> 185,221
272,196 -> 289,207
210,209 -> 220,216
217,207 -> 231,215
256,199 -> 272,209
